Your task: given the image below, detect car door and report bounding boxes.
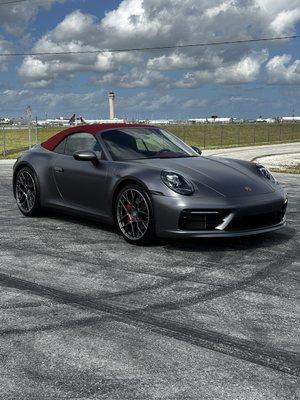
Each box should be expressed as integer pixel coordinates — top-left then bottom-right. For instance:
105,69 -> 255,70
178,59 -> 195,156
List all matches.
52,132 -> 110,217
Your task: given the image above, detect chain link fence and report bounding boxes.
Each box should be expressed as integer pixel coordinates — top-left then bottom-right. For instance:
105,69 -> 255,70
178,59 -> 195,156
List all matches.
165,122 -> 300,149
1,122 -> 300,159
0,124 -> 55,158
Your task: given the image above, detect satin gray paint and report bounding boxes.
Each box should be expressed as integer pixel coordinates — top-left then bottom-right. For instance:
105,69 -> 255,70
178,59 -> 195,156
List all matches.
13,143 -> 287,238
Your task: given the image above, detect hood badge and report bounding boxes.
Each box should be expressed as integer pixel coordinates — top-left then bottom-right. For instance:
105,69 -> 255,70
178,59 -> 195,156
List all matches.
244,186 -> 252,192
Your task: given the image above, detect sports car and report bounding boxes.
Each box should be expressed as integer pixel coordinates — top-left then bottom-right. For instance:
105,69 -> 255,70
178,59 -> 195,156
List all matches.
13,123 -> 287,244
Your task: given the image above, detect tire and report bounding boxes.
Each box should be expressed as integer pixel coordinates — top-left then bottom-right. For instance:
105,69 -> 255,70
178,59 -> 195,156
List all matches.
114,184 -> 155,245
15,167 -> 42,217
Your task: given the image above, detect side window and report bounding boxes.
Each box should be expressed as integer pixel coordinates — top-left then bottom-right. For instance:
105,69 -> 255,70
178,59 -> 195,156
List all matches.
55,132 -> 103,158
54,138 -> 67,154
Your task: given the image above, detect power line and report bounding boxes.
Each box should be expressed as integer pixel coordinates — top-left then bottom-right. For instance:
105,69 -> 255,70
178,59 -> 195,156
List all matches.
0,0 -> 35,4
0,35 -> 299,57
0,0 -> 79,4
0,0 -> 47,5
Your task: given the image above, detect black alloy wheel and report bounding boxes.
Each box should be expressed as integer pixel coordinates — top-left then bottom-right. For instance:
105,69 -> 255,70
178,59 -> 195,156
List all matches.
115,184 -> 155,245
15,167 -> 41,216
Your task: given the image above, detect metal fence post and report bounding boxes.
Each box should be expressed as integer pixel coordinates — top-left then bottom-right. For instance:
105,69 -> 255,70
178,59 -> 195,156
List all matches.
35,116 -> 38,144
204,131 -> 206,148
221,125 -> 223,147
26,106 -> 32,149
279,123 -> 282,142
28,123 -> 31,149
2,126 -> 6,157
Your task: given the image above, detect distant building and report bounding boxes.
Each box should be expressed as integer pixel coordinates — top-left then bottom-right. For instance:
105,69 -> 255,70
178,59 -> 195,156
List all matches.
188,118 -> 207,124
281,116 -> 300,122
256,117 -> 276,123
36,115 -> 126,127
147,119 -> 177,125
0,117 -> 11,124
188,117 -> 234,124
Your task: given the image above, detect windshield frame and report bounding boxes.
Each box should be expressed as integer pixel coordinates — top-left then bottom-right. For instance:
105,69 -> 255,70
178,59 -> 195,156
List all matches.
96,127 -> 200,161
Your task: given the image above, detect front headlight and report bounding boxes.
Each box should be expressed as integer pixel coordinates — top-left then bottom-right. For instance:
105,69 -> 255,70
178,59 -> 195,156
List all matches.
161,170 -> 194,195
256,163 -> 277,183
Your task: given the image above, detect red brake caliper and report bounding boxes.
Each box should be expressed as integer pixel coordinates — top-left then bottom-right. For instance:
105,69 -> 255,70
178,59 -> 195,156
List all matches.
125,203 -> 132,223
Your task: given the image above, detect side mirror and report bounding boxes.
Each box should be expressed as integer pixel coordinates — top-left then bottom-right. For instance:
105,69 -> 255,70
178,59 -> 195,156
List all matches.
73,150 -> 99,166
191,146 -> 202,155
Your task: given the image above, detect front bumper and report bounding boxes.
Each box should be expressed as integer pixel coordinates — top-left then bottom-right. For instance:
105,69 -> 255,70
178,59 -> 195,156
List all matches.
152,189 -> 287,239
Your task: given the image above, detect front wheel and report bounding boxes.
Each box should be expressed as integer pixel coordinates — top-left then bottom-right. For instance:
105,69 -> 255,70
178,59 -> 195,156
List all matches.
15,167 -> 41,217
115,184 -> 155,245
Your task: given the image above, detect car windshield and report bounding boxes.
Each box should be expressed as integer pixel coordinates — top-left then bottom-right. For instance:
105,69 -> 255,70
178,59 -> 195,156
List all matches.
100,127 -> 199,161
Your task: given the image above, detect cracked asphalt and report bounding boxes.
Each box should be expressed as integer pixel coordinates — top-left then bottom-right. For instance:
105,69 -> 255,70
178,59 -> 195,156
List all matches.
0,160 -> 299,400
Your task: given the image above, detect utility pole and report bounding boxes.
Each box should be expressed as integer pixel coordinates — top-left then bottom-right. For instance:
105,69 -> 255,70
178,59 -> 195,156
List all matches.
26,106 -> 32,149
35,116 -> 38,144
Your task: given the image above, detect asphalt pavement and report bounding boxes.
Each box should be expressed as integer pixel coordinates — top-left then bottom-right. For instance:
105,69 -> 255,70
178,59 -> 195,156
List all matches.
0,158 -> 299,399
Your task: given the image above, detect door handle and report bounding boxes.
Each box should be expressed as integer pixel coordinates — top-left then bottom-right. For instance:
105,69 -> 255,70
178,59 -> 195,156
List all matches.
54,167 -> 64,172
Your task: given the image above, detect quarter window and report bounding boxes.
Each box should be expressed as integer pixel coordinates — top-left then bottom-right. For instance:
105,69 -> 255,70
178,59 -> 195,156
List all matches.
54,138 -> 67,154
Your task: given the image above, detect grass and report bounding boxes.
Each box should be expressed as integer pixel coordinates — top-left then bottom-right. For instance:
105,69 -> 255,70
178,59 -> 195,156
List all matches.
270,164 -> 300,174
0,123 -> 300,160
0,127 -> 58,159
159,122 -> 300,149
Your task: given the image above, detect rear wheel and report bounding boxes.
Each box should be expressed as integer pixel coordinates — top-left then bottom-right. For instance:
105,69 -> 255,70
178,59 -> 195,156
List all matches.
115,184 -> 155,245
15,167 -> 41,217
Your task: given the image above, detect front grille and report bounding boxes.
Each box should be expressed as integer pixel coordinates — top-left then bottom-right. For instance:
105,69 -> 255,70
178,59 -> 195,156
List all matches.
226,207 -> 286,231
179,201 -> 287,232
179,210 -> 228,230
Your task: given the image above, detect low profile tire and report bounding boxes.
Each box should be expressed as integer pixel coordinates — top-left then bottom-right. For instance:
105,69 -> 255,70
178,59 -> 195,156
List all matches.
114,184 -> 155,245
15,167 -> 41,217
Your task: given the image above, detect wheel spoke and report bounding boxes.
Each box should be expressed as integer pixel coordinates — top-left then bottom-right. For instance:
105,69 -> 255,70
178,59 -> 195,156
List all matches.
117,188 -> 150,240
138,209 -> 148,216
16,171 -> 36,213
136,222 -> 144,236
120,199 -> 129,213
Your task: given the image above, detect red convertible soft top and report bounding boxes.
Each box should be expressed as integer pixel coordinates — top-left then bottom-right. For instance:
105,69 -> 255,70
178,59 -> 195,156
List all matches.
41,123 -> 153,151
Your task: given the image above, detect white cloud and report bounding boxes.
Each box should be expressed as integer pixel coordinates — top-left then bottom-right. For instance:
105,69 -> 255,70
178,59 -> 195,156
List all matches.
147,53 -> 200,71
0,36 -> 13,71
217,51 -> 268,84
205,0 -> 234,18
0,0 -> 65,36
0,88 -> 108,117
176,50 -> 268,87
256,0 -> 300,34
270,9 -> 300,35
227,96 -> 257,102
17,0 -> 300,88
0,87 -> 174,117
0,89 -> 30,103
95,68 -> 170,89
118,91 -> 174,111
36,91 -> 106,109
182,98 -> 208,109
266,54 -> 300,84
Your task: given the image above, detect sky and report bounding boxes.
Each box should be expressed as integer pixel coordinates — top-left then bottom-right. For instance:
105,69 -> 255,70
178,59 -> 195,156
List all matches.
0,0 -> 300,120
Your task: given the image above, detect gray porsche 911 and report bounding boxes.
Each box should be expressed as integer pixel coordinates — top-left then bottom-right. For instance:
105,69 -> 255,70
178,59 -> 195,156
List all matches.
13,123 -> 287,244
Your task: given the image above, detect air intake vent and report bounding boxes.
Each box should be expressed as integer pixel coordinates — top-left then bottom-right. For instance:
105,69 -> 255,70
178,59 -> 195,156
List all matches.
226,210 -> 285,231
179,210 -> 228,230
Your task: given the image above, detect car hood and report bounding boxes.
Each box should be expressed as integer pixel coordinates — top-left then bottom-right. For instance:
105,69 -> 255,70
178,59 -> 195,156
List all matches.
134,156 -> 275,197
